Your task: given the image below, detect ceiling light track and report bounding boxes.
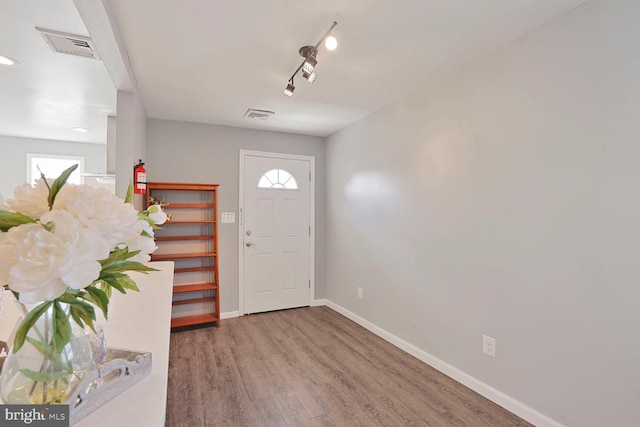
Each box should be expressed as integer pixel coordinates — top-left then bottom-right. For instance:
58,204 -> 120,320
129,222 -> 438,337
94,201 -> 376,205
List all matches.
284,21 -> 338,97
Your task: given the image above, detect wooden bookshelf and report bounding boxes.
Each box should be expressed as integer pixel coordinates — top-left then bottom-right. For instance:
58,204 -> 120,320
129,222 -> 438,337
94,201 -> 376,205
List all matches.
146,182 -> 220,329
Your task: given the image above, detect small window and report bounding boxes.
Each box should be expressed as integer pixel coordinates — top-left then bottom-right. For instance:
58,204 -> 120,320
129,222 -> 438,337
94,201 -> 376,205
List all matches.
258,169 -> 298,190
27,153 -> 84,185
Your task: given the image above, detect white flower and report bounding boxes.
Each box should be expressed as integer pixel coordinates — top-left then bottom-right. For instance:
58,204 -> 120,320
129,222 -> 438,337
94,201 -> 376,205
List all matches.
4,179 -> 50,219
147,204 -> 167,225
56,185 -> 140,248
0,211 -> 111,304
122,220 -> 157,262
1,166 -> 164,358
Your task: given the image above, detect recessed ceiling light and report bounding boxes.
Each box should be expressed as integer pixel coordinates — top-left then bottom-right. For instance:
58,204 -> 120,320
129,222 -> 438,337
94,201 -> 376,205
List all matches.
0,55 -> 18,66
73,127 -> 89,133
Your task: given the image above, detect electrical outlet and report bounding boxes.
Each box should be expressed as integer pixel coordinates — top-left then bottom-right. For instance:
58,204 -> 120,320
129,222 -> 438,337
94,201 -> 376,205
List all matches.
483,335 -> 496,357
357,287 -> 363,299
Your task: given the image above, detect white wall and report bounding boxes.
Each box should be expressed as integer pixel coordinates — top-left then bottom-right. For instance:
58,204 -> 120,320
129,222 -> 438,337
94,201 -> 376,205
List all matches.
0,134 -> 106,197
115,90 -> 147,209
146,119 -> 326,314
325,0 -> 640,425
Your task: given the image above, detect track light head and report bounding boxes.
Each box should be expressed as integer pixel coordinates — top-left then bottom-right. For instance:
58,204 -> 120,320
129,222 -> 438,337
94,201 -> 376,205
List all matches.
284,81 -> 295,97
299,46 -> 318,74
303,56 -> 317,73
302,69 -> 317,83
325,34 -> 338,51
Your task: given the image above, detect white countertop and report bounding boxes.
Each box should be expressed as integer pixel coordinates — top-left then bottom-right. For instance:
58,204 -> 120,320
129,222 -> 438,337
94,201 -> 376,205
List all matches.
0,261 -> 175,427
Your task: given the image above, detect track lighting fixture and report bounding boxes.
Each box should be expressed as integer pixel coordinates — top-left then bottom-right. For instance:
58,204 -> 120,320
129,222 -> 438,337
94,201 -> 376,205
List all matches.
302,69 -> 317,83
302,52 -> 317,74
284,21 -> 337,97
284,80 -> 295,97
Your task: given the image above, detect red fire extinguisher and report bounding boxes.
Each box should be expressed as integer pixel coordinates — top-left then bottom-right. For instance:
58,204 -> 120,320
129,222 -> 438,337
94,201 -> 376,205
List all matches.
133,159 -> 146,194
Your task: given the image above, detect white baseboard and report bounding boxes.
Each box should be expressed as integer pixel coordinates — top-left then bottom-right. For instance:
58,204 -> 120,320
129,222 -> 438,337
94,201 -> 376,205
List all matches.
319,300 -> 564,427
220,310 -> 240,319
312,298 -> 329,306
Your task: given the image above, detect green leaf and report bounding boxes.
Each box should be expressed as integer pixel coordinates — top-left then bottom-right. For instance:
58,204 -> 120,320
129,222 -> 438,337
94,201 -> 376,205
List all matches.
69,307 -> 84,330
102,260 -> 157,274
100,246 -> 129,264
97,281 -> 113,299
97,276 -> 126,294
71,300 -> 96,319
41,221 -> 55,232
116,276 -> 140,292
0,210 -> 36,232
47,164 -> 78,209
69,304 -> 95,332
56,295 -> 97,328
141,229 -> 155,238
20,368 -> 71,383
84,286 -> 110,319
63,288 -> 82,297
99,247 -> 143,269
13,301 -> 53,353
52,301 -> 71,354
125,182 -> 134,204
138,214 -> 159,229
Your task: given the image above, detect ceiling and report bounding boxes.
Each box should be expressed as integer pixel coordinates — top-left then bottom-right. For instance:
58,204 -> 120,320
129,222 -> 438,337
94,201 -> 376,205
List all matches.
107,0 -> 588,137
0,0 -> 115,144
1,1 -> 589,144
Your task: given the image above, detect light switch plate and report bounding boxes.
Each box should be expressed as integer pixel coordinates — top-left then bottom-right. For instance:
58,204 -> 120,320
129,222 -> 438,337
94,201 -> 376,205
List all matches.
221,212 -> 235,223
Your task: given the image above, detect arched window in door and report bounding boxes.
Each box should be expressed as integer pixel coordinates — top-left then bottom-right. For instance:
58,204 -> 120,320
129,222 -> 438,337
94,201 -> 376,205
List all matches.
258,169 -> 298,190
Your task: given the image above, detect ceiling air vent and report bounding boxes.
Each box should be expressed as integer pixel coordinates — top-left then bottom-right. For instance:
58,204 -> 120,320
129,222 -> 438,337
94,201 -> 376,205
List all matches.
36,27 -> 100,60
244,109 -> 275,121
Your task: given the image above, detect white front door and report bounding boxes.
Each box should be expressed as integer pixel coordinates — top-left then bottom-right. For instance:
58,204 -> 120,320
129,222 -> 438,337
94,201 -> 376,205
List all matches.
241,152 -> 313,314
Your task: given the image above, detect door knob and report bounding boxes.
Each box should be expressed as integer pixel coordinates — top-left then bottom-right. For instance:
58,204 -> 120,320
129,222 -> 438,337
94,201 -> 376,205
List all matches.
246,242 -> 258,247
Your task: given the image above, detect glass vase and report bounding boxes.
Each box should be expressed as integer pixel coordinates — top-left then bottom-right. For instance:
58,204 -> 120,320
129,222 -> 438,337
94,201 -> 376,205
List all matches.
0,302 -> 98,404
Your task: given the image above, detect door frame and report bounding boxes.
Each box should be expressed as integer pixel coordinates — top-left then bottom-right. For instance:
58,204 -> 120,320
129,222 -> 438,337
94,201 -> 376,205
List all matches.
238,150 -> 315,315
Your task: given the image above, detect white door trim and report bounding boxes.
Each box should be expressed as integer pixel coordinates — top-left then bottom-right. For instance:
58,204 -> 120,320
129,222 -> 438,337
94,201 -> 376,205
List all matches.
238,150 -> 315,315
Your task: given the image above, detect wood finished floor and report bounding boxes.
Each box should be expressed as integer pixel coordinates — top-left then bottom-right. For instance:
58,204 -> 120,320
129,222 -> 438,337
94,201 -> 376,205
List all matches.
166,306 -> 531,427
